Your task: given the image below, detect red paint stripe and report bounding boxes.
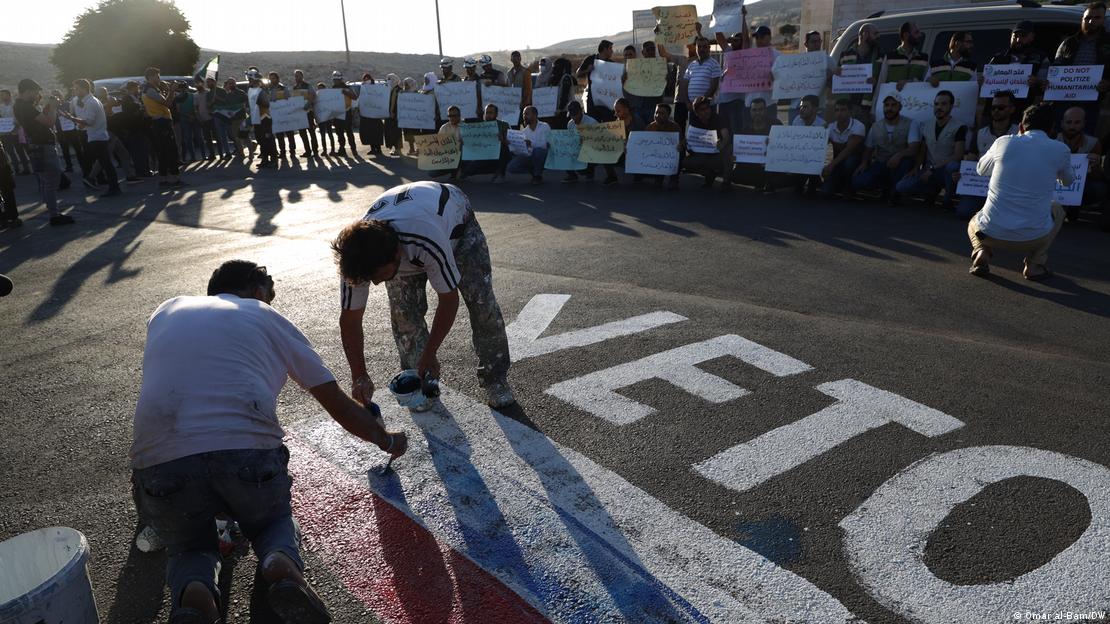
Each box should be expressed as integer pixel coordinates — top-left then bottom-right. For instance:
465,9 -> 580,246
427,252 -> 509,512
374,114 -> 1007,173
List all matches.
286,437 -> 551,624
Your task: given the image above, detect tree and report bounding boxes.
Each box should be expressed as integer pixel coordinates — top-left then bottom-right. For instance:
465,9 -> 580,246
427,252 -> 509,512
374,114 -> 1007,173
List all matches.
778,24 -> 798,39
51,0 -> 200,85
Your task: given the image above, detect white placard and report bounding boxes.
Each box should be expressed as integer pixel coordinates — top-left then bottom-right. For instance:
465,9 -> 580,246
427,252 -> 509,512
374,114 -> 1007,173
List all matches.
358,82 -> 391,118
832,64 -> 873,95
58,117 -> 76,132
248,87 -> 261,125
625,131 -> 680,175
873,81 -> 979,128
111,105 -> 122,115
733,134 -> 769,164
270,96 -> 309,134
955,160 -> 989,197
1056,154 -> 1090,206
0,118 -> 14,133
314,88 -> 347,123
507,129 -> 530,156
532,86 -> 559,118
765,125 -> 830,175
686,125 -> 718,153
632,9 -> 656,29
481,85 -> 523,124
980,64 -> 1031,99
396,92 -> 437,129
435,81 -> 478,119
710,0 -> 745,34
772,51 -> 829,101
590,59 -> 625,111
1045,65 -> 1104,102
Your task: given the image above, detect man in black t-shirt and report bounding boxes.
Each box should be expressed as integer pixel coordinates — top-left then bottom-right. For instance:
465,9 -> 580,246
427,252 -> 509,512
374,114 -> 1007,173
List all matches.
684,96 -> 732,189
576,40 -> 617,122
14,79 -> 74,225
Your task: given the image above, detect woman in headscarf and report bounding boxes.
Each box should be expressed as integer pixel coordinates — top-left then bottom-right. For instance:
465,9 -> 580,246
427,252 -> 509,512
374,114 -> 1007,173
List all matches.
534,57 -> 553,89
419,71 -> 442,140
358,72 -> 385,156
401,77 -> 418,156
384,73 -> 402,156
548,57 -> 576,129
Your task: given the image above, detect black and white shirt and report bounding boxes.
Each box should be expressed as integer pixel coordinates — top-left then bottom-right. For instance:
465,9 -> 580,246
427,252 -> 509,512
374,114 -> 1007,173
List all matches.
340,181 -> 471,310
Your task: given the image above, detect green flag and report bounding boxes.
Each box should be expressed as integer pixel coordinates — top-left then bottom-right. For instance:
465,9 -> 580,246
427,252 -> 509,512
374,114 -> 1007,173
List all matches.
194,55 -> 219,82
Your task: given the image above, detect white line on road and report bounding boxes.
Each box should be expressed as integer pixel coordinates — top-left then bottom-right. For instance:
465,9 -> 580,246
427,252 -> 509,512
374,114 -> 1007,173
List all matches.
840,445 -> 1110,623
295,386 -> 860,623
506,294 -> 686,361
544,334 -> 813,425
695,379 -> 965,492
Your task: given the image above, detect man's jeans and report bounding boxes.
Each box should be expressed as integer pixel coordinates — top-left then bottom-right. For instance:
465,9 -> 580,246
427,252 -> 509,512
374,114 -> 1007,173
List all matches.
821,154 -> 861,195
132,446 -> 303,609
28,143 -> 62,216
895,161 -> 961,201
507,147 -> 548,177
851,159 -> 915,194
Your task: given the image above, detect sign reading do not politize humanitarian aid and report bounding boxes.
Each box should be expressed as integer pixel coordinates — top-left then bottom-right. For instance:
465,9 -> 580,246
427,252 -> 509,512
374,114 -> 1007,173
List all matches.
771,51 -> 829,101
357,82 -> 392,118
270,96 -> 309,134
625,131 -> 680,175
460,121 -> 501,161
397,92 -> 437,129
956,154 -> 1088,206
545,129 -> 586,170
765,125 -> 830,175
873,81 -> 978,128
414,134 -> 460,170
1045,65 -> 1104,101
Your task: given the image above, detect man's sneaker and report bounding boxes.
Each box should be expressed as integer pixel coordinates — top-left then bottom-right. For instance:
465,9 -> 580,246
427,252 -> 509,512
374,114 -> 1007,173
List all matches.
49,214 -> 75,226
485,381 -> 516,409
81,177 -> 101,190
135,525 -> 165,552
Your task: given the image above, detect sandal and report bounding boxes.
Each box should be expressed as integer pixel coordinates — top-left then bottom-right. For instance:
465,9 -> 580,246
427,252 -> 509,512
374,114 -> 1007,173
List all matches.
969,248 -> 991,276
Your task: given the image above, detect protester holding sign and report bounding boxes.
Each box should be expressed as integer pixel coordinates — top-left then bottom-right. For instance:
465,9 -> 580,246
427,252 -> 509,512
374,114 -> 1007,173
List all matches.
851,95 -> 921,203
685,96 -> 732,189
785,94 -> 827,194
834,24 -> 881,123
564,101 -> 601,183
732,97 -> 782,190
266,72 -> 297,159
506,106 -> 550,185
292,70 -> 320,158
1053,3 -> 1110,133
460,105 -> 510,182
986,22 -> 1049,116
643,102 -> 683,188
968,104 -> 1073,280
877,22 -> 930,90
743,27 -> 780,126
576,40 -> 617,121
954,92 -> 1018,218
1054,106 -> 1106,221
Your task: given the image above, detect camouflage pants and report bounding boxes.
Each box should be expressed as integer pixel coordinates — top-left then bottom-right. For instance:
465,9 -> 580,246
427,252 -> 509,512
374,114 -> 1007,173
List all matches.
384,216 -> 510,387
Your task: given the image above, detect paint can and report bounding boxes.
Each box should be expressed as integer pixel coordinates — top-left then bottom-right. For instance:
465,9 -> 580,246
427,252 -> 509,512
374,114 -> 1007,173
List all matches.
389,369 -> 433,411
0,526 -> 100,624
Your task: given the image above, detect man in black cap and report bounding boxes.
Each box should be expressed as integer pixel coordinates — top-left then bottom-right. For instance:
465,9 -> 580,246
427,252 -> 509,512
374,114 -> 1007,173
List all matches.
13,79 -> 74,225
987,21 -> 1049,119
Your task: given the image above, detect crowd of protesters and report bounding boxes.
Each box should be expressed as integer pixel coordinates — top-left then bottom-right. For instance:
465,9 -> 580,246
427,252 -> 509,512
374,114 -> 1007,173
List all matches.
4,5 -> 1110,238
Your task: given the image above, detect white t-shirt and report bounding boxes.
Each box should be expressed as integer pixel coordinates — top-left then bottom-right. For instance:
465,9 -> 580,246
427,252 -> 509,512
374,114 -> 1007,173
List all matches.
976,131 -> 1074,241
341,181 -> 472,309
567,114 -> 598,131
827,118 -> 866,144
522,120 -> 550,150
74,94 -> 108,142
130,294 -> 336,469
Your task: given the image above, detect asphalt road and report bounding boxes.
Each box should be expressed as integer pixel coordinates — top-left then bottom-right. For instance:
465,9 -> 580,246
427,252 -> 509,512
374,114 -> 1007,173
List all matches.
1,151 -> 1108,624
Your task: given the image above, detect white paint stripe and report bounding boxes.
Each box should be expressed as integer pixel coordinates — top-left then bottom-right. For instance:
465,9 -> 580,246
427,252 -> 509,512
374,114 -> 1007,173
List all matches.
840,445 -> 1110,623
695,379 -> 965,492
295,387 -> 860,623
506,294 -> 687,361
545,335 -> 813,425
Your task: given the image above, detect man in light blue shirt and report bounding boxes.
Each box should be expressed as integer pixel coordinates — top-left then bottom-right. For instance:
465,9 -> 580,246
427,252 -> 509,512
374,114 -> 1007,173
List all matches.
968,103 -> 1073,280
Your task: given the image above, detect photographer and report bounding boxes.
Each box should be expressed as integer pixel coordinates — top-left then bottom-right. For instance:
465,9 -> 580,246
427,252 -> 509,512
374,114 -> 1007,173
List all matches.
13,78 -> 74,225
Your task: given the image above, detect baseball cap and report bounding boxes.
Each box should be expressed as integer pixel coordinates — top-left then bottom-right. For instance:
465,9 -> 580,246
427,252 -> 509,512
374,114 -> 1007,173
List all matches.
331,70 -> 343,79
1013,20 -> 1035,34
753,25 -> 772,38
17,78 -> 42,93
882,93 -> 901,104
439,57 -> 453,67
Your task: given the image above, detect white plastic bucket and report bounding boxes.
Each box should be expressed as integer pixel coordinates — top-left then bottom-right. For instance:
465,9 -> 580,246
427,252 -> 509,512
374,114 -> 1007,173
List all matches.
389,369 -> 430,411
0,527 -> 100,624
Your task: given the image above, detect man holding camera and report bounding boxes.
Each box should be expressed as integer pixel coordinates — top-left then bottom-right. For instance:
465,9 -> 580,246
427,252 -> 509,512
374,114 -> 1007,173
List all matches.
13,78 -> 74,225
